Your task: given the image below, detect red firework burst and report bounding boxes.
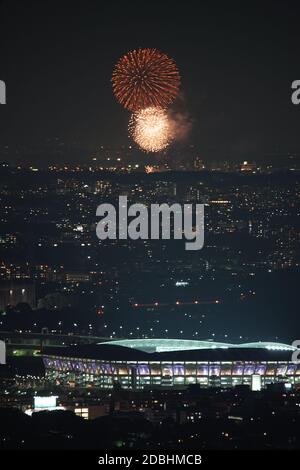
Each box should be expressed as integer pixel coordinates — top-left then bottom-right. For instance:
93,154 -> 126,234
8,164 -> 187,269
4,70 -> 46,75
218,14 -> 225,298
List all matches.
112,48 -> 180,111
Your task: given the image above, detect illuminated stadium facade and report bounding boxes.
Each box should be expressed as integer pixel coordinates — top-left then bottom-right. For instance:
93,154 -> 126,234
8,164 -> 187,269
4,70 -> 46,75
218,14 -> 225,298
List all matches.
42,339 -> 300,390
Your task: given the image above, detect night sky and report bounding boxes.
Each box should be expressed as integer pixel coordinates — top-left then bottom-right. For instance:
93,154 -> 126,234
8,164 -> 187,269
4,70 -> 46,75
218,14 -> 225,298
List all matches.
1,0 -> 300,161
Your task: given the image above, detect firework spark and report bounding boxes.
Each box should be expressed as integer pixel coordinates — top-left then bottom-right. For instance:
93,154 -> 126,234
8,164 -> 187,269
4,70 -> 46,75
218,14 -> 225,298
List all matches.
145,165 -> 155,173
112,48 -> 180,111
129,106 -> 174,153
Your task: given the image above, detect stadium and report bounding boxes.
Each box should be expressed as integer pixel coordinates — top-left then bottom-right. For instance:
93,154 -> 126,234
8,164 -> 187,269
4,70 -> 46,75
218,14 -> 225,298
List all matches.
42,339 -> 300,390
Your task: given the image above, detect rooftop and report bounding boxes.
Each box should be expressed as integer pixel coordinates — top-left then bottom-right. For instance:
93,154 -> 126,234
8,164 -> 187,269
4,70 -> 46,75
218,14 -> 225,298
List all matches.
101,339 -> 296,354
43,339 -> 297,362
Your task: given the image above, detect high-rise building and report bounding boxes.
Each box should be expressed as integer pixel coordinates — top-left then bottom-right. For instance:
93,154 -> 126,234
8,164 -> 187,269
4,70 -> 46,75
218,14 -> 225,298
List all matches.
0,280 -> 36,311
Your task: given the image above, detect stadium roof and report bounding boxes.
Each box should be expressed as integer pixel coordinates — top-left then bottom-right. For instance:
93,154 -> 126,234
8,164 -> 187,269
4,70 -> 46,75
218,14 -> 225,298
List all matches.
42,339 -> 297,362
101,339 -> 296,354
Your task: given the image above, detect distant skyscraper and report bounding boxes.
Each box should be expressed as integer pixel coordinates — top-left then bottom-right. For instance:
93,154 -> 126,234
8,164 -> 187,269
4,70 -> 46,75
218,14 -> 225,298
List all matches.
0,280 -> 36,311
240,161 -> 257,172
193,157 -> 205,171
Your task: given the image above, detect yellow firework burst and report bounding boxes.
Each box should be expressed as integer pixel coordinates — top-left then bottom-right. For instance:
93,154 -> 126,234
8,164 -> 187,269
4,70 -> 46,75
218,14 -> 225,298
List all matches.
129,106 -> 173,153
